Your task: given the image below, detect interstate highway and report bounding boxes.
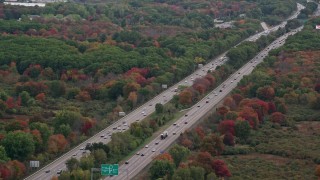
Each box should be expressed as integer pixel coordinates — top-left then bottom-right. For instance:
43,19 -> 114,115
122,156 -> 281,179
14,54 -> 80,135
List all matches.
107,26 -> 304,180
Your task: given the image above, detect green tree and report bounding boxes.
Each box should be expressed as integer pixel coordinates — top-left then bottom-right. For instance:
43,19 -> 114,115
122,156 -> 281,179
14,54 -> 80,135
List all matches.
55,124 -> 72,138
79,155 -> 94,170
149,160 -> 175,179
66,158 -> 79,171
190,166 -> 205,180
172,168 -> 192,180
48,80 -> 66,98
206,172 -> 217,180
234,120 -> 251,140
169,145 -> 190,167
0,145 -> 10,162
92,149 -> 107,167
19,91 -> 31,106
54,110 -> 82,131
2,131 -> 35,161
155,103 -> 164,114
70,169 -> 90,180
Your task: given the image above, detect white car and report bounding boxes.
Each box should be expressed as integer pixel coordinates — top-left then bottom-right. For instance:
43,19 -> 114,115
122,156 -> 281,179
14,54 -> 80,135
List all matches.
152,148 -> 156,152
145,145 -> 149,148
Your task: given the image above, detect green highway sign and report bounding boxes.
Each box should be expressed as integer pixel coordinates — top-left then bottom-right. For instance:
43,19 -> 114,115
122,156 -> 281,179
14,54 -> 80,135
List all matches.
101,164 -> 119,176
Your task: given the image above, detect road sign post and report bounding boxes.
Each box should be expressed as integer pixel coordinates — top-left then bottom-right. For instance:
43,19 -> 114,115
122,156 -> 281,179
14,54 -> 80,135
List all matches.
101,164 -> 119,176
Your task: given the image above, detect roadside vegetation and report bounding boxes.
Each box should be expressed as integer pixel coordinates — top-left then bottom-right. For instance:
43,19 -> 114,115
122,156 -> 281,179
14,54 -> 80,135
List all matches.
145,17 -> 320,180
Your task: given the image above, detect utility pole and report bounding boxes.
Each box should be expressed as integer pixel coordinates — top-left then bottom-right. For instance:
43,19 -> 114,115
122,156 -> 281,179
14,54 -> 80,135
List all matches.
91,168 -> 101,180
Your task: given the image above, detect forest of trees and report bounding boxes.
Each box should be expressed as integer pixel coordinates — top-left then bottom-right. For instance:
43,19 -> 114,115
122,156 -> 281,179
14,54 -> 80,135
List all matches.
0,0 -> 310,179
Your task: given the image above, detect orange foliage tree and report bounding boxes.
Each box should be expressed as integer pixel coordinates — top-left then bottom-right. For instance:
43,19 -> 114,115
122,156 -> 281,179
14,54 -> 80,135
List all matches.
47,134 -> 68,154
154,153 -> 174,163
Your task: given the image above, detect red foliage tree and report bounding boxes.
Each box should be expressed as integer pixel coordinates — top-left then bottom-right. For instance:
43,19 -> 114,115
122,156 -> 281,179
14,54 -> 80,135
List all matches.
223,132 -> 235,146
35,93 -> 46,101
232,93 -> 244,105
270,112 -> 286,124
315,83 -> 320,93
81,119 -> 96,135
211,159 -> 231,178
223,97 -> 237,110
218,120 -> 235,135
7,160 -> 26,179
195,126 -> 205,139
154,153 -> 174,163
5,97 -> 15,109
0,164 -> 11,180
268,101 -> 276,114
217,106 -> 229,117
238,106 -> 259,129
180,136 -> 193,149
204,74 -> 216,87
196,151 -> 213,168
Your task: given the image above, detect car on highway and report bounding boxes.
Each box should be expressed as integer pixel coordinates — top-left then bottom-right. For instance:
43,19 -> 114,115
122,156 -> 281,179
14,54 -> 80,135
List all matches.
57,169 -> 62,174
155,141 -> 159,145
141,153 -> 145,156
117,127 -> 121,130
206,100 -> 209,103
185,114 -> 188,117
100,134 -> 105,138
152,148 -> 156,152
173,123 -> 177,126
173,132 -> 176,135
231,81 -> 233,83
80,147 -> 85,150
45,170 -> 50,173
219,90 -> 222,92
73,153 -> 77,157
136,152 -> 140,155
145,145 -> 149,148
197,105 -> 200,107
125,161 -> 129,164
184,122 -> 188,124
